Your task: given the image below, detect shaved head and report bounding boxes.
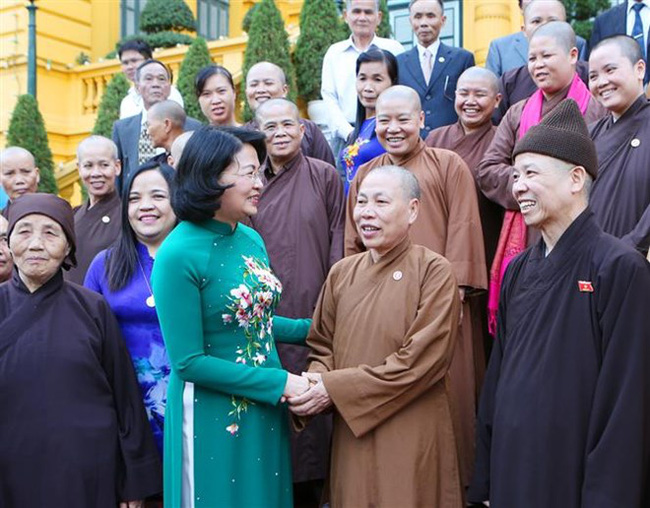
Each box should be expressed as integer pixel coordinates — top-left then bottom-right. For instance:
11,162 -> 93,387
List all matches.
529,20 -> 576,53
457,66 -> 499,94
148,100 -> 187,129
76,135 -> 118,161
0,146 -> 35,167
376,85 -> 422,113
0,146 -> 39,200
247,61 -> 287,86
255,97 -> 300,123
368,165 -> 421,200
169,131 -> 194,169
591,35 -> 644,65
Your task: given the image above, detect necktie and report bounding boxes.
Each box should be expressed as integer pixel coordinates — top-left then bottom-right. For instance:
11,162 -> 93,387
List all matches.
631,2 -> 646,59
138,121 -> 156,165
422,49 -> 433,86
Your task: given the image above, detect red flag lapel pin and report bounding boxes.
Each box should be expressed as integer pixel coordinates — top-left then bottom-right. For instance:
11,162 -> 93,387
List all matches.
578,280 -> 594,293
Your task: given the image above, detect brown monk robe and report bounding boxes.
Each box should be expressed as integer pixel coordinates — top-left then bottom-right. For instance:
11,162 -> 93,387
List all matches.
249,99 -> 345,488
244,61 -> 335,167
346,86 -> 486,487
477,22 -> 606,224
65,136 -> 122,285
292,167 -> 463,507
425,67 -> 502,434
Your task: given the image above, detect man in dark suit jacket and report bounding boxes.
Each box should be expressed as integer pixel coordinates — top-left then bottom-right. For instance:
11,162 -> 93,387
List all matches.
590,0 -> 649,83
397,0 -> 475,135
112,59 -> 201,187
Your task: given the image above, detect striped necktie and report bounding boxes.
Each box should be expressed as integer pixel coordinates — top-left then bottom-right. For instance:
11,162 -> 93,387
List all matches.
631,2 -> 646,59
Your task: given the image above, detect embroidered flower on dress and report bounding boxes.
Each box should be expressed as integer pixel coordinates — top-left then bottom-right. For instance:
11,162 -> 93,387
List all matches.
222,255 -> 283,435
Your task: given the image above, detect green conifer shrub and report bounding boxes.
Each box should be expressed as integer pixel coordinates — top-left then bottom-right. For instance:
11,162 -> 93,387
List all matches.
241,0 -> 295,121
294,0 -> 343,102
92,73 -> 131,138
177,37 -> 212,123
6,94 -> 58,194
139,0 -> 196,33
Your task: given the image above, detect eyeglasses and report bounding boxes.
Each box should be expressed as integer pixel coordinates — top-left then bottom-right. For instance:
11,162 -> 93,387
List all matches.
223,170 -> 263,182
238,170 -> 263,182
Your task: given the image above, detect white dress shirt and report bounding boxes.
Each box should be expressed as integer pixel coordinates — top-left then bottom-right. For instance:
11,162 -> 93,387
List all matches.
321,35 -> 405,140
627,0 -> 650,47
120,84 -> 184,119
416,40 -> 441,83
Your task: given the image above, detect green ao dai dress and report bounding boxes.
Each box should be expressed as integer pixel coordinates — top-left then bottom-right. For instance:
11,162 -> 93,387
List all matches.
152,219 -> 310,507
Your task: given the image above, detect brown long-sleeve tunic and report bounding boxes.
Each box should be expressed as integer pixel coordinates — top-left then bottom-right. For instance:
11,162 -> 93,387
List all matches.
344,140 -> 487,486
65,191 -> 121,284
307,238 -> 463,507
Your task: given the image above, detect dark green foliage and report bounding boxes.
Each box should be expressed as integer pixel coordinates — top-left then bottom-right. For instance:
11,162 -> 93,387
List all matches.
241,0 -> 295,121
377,0 -> 392,38
177,37 -> 212,123
92,73 -> 130,138
294,0 -> 342,102
140,0 -> 196,33
242,3 -> 260,33
7,95 -> 57,194
145,31 -> 195,49
563,0 -> 611,41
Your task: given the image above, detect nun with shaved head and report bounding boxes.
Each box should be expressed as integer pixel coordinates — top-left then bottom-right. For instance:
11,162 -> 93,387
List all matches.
0,193 -> 161,507
291,165 -> 463,507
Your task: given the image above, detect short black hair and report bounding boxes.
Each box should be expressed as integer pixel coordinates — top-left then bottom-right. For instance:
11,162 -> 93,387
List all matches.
214,126 -> 267,165
118,39 -> 153,60
135,59 -> 173,83
172,126 -> 242,222
195,65 -> 235,97
408,0 -> 444,10
351,48 -> 399,141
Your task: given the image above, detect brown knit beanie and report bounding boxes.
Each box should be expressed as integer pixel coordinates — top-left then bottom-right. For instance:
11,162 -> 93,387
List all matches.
513,99 -> 598,179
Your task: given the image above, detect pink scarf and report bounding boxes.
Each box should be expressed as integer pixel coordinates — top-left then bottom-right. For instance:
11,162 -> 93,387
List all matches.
487,74 -> 591,336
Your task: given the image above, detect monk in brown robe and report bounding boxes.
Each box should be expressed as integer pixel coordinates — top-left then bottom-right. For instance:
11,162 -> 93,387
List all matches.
291,165 -> 463,508
494,0 -> 590,124
249,98 -> 345,498
425,66 -> 502,410
65,136 -> 122,284
346,85 -> 486,487
478,21 -> 607,218
588,35 -> 650,256
245,61 -> 335,166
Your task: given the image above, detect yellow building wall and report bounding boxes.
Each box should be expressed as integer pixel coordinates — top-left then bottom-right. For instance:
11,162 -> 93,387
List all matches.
464,0 -> 521,66
1,0 -> 518,205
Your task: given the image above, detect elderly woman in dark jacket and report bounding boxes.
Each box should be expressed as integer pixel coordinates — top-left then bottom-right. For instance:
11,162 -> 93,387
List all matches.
0,193 -> 161,508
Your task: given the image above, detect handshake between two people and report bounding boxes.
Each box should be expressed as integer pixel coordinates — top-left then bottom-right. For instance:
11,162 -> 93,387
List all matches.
282,372 -> 333,416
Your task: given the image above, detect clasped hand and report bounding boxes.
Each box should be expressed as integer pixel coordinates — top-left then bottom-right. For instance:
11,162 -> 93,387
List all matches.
285,372 -> 332,416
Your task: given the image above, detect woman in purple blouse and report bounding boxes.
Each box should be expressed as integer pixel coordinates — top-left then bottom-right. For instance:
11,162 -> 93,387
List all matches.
85,160 -> 177,455
339,49 -> 399,195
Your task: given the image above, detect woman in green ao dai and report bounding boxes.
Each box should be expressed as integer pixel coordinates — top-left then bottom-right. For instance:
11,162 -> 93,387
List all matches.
152,127 -> 311,507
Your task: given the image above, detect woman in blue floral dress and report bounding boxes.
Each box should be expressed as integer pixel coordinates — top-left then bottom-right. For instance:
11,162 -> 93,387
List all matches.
339,49 -> 399,194
152,126 -> 311,508
85,160 -> 177,455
